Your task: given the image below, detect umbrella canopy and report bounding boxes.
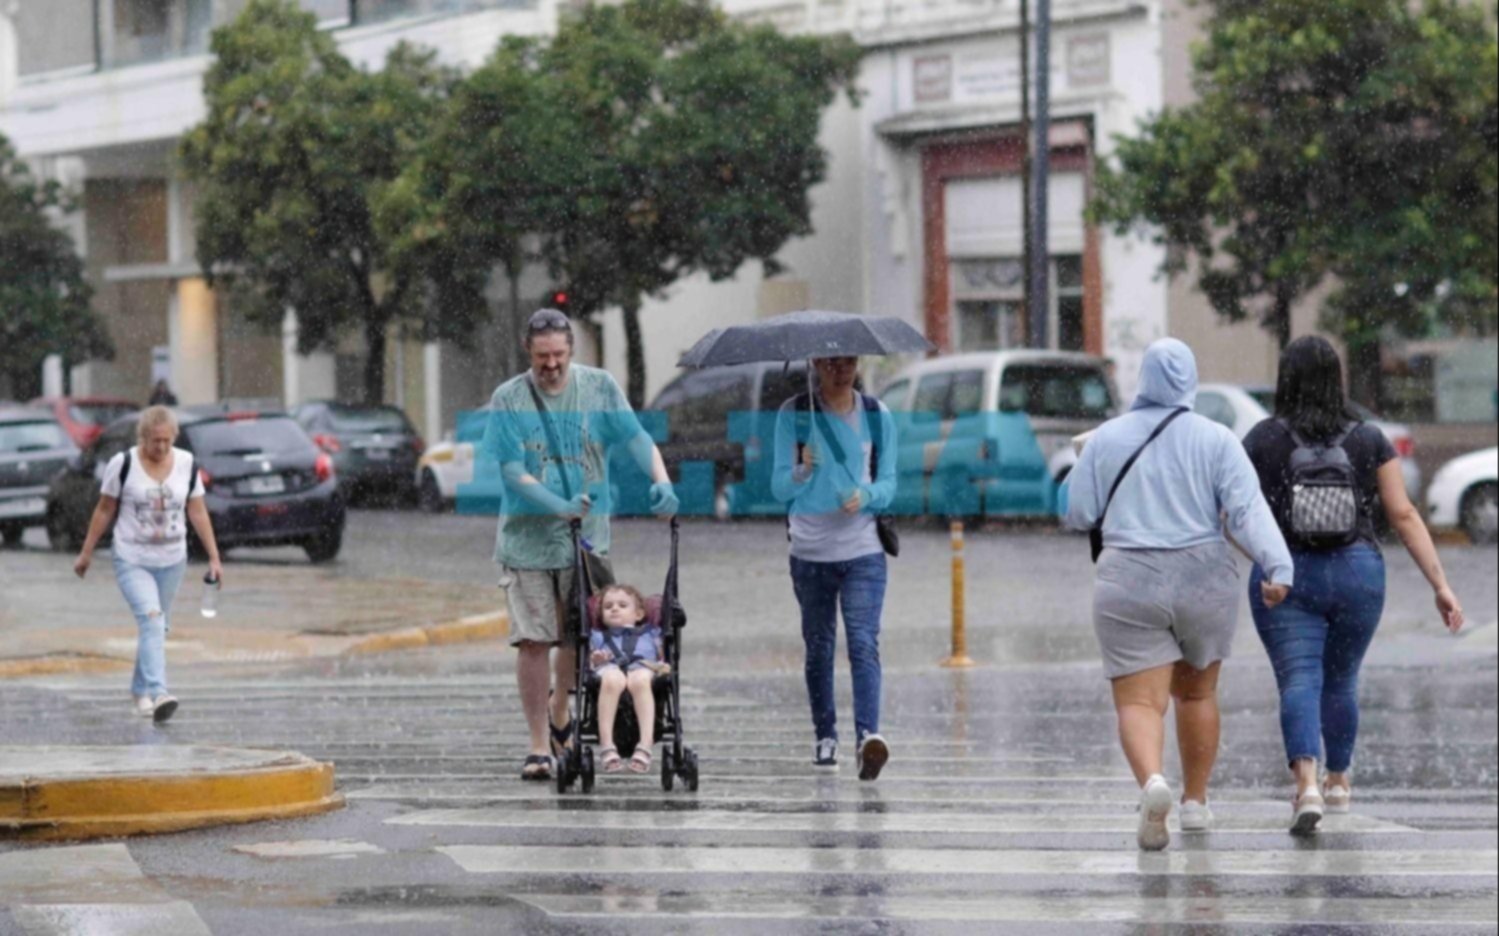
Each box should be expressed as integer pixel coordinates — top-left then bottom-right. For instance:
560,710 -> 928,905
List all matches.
678,310 -> 935,368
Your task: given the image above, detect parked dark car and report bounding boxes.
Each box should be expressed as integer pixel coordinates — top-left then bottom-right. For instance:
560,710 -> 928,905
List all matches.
651,362 -> 808,483
46,408 -> 345,563
0,410 -> 77,547
29,396 -> 140,449
291,402 -> 424,506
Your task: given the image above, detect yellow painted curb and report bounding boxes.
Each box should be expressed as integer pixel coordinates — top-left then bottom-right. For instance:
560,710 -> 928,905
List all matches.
1,757 -> 343,842
0,655 -> 130,679
344,611 -> 508,656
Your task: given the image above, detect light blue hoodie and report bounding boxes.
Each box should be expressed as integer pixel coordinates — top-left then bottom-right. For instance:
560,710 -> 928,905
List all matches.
1064,339 -> 1294,585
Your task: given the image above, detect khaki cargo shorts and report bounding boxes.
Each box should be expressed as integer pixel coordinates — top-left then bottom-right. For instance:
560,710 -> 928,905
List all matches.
499,565 -> 577,647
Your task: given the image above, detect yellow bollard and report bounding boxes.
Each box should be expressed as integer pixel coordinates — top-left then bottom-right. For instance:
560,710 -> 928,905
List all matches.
940,519 -> 975,668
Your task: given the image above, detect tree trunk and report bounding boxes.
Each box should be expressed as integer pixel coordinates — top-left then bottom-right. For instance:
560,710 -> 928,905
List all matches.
363,317 -> 387,406
1272,291 -> 1293,351
622,297 -> 647,411
505,257 -> 523,379
1347,335 -> 1382,410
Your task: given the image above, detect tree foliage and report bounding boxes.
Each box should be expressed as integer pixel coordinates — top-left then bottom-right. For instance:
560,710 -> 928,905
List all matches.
1092,0 -> 1498,364
393,0 -> 862,407
0,135 -> 110,398
180,0 -> 458,404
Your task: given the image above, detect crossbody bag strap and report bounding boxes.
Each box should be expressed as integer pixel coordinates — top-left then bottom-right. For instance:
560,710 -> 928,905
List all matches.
1098,407 -> 1190,527
862,394 -> 881,479
525,376 -> 573,501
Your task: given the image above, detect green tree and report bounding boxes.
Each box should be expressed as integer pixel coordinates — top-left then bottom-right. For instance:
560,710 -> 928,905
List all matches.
180,0 -> 459,405
0,135 -> 111,398
1092,0 -> 1497,393
399,0 -> 862,407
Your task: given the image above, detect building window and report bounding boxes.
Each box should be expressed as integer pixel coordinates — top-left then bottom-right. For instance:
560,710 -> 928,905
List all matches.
951,255 -> 1084,353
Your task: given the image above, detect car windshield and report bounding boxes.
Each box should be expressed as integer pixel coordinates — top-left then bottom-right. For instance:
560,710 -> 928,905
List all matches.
186,418 -> 317,458
0,421 -> 72,453
68,402 -> 139,426
1000,365 -> 1114,419
327,405 -> 412,434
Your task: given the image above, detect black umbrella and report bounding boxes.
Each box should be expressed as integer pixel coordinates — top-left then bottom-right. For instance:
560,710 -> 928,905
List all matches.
677,310 -> 935,368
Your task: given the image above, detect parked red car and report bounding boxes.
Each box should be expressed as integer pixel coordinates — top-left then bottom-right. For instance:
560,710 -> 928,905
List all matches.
29,397 -> 141,449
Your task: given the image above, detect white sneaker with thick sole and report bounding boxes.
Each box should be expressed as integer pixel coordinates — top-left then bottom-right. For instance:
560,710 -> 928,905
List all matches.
1292,788 -> 1324,836
1179,799 -> 1214,833
1324,784 -> 1351,814
133,696 -> 154,717
813,738 -> 839,771
152,695 -> 179,724
1137,775 -> 1173,851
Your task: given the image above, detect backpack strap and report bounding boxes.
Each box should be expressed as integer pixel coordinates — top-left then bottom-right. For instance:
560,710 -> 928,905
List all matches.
862,393 -> 881,479
119,449 -> 132,488
187,454 -> 199,497
1279,417 -> 1361,450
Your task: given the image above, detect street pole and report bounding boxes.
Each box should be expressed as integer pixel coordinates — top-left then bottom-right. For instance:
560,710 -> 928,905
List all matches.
1018,0 -> 1031,348
1029,0 -> 1052,349
941,519 -> 975,668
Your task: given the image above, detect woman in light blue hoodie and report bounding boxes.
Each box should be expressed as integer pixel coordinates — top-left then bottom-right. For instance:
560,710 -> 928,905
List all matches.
1065,338 -> 1294,851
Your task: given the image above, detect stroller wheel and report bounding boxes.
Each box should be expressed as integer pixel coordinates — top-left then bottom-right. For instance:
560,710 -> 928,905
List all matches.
683,748 -> 700,793
661,748 -> 676,793
555,756 -> 570,794
581,747 -> 595,795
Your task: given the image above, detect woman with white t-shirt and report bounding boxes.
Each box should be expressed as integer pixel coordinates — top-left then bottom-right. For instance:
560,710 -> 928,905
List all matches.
73,406 -> 223,722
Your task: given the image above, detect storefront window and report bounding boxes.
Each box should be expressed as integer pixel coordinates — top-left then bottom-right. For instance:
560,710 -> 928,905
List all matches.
951,255 -> 1084,353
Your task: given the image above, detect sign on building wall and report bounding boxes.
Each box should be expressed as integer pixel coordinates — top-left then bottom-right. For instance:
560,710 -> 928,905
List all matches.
1066,34 -> 1110,87
913,55 -> 952,103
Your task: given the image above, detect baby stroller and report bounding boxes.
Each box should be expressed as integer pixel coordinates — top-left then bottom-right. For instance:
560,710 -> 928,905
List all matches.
556,517 -> 699,794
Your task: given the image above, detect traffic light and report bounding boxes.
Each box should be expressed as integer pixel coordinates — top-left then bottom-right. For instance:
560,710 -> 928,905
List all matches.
549,289 -> 570,315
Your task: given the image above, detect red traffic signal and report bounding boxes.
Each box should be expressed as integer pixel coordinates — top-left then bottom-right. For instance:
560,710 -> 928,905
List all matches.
550,290 -> 570,313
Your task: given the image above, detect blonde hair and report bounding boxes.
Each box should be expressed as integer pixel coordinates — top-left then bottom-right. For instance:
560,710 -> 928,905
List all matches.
136,406 -> 180,444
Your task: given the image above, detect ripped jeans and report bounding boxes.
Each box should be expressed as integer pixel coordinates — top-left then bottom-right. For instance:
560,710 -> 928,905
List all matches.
113,557 -> 186,699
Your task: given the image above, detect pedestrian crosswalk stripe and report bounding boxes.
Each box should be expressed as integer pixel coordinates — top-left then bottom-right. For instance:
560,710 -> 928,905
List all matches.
391,807 -> 1422,835
438,845 -> 1499,878
514,893 -> 1499,926
9,903 -> 213,936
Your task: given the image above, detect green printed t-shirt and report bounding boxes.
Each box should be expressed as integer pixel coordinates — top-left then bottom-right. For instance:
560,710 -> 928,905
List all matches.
481,365 -> 643,570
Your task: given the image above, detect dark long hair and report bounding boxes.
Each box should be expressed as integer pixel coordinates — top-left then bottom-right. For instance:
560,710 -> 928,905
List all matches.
1274,336 -> 1359,440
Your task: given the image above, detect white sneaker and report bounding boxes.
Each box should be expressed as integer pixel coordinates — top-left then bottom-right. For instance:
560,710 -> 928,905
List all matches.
1292,787 -> 1324,836
813,738 -> 839,771
1179,799 -> 1214,832
133,696 -> 154,717
1137,774 -> 1173,851
151,695 -> 179,724
1324,784 -> 1351,814
857,735 -> 889,782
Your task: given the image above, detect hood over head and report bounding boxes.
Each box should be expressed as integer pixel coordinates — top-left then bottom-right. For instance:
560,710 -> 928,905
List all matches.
1131,338 -> 1199,410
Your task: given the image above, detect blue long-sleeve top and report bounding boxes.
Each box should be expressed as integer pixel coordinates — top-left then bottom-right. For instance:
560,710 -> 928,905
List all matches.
771,392 -> 898,564
1063,338 -> 1294,586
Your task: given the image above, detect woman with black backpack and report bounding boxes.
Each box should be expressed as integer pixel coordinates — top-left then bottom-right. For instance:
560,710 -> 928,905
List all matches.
1245,336 -> 1465,836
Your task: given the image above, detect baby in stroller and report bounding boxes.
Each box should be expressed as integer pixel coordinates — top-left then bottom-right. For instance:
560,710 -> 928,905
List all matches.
589,584 -> 671,774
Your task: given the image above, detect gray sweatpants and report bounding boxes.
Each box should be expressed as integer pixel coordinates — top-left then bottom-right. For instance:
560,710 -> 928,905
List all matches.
1093,541 -> 1242,679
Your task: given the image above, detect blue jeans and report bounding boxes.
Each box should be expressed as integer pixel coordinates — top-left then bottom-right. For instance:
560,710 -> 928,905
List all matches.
790,553 -> 888,744
1250,544 -> 1386,773
114,557 -> 186,699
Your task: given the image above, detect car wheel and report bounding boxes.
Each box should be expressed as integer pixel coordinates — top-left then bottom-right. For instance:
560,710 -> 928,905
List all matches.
304,527 -> 344,564
1461,483 -> 1498,545
1,526 -> 22,549
46,509 -> 80,553
418,470 -> 446,514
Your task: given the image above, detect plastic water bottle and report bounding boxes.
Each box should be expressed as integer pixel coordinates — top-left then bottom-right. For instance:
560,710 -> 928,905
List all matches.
200,572 -> 220,619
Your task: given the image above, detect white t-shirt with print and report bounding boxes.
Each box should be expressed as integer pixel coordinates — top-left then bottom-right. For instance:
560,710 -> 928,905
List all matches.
101,446 -> 205,568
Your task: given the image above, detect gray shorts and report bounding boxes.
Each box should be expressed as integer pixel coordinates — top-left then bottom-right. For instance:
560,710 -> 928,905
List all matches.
499,565 -> 576,647
1093,542 -> 1242,679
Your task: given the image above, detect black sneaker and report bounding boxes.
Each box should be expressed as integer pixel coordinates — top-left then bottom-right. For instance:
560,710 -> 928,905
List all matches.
857,734 -> 889,782
813,738 -> 839,771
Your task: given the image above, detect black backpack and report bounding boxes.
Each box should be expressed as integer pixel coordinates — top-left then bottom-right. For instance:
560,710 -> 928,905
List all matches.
1280,419 -> 1362,549
119,449 -> 200,497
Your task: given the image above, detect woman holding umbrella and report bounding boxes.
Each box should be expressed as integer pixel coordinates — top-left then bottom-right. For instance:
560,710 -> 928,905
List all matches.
680,311 -> 928,782
771,356 -> 899,780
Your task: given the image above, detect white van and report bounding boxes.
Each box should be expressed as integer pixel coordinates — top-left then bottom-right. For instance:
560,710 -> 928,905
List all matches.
879,352 -> 1119,495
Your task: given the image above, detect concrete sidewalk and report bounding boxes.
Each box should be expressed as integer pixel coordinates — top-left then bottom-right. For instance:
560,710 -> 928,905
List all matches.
0,549 -> 507,677
0,746 -> 342,841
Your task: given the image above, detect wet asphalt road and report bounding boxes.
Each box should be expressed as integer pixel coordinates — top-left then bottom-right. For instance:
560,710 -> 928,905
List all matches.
1,511 -> 1496,934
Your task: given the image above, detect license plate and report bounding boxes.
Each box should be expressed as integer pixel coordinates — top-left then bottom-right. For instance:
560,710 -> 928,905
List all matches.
0,497 -> 44,519
246,475 -> 286,495
364,448 -> 392,461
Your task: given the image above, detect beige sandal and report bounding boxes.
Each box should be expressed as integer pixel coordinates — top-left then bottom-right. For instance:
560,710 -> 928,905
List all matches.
629,748 -> 654,774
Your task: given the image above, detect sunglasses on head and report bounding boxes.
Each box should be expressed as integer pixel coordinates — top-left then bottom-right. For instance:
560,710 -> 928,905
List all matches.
529,310 -> 572,332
